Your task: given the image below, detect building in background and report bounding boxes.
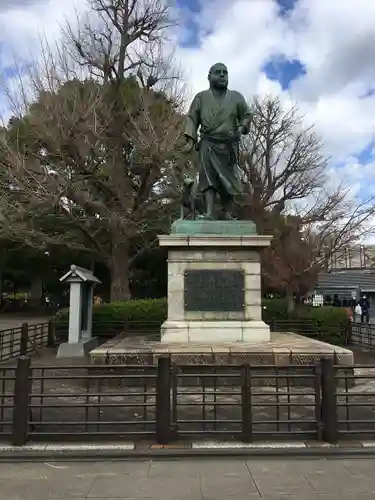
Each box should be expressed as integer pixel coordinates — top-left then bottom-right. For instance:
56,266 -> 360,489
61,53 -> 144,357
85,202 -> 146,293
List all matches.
316,245 -> 375,306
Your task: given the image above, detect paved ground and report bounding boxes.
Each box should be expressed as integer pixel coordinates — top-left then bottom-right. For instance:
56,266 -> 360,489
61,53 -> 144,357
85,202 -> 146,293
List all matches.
0,315 -> 50,330
3,457 -> 375,499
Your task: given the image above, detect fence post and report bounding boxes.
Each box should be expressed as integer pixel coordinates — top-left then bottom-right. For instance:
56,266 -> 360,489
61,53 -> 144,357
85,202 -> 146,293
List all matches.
20,323 -> 29,356
321,357 -> 338,443
12,356 -> 31,446
47,320 -> 55,347
241,365 -> 252,442
156,356 -> 171,444
345,321 -> 352,346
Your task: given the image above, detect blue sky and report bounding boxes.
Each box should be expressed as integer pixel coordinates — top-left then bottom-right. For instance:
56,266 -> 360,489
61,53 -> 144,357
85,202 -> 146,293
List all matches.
1,0 -> 375,216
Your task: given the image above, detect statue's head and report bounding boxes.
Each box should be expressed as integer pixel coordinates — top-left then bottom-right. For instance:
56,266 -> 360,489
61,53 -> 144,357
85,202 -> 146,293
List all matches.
208,63 -> 228,91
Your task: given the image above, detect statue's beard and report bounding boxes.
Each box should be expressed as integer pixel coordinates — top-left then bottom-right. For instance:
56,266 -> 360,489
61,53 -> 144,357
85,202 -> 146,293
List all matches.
211,81 -> 228,91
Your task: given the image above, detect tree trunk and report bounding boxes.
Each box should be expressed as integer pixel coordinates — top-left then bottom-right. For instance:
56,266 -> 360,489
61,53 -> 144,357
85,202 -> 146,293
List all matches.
30,277 -> 43,302
109,234 -> 131,301
286,285 -> 295,314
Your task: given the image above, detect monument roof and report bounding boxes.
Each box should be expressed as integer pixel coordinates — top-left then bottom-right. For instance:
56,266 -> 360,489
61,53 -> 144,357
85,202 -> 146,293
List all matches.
60,265 -> 101,284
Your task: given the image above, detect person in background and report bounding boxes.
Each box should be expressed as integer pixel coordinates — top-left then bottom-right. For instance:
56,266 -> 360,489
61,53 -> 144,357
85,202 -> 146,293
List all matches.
94,295 -> 102,306
324,295 -> 332,306
355,302 -> 362,322
342,299 -> 353,322
359,295 -> 370,324
333,294 -> 342,307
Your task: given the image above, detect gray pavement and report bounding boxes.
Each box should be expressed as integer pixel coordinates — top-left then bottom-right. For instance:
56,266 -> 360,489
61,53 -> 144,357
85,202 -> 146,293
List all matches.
0,315 -> 49,330
2,458 -> 375,499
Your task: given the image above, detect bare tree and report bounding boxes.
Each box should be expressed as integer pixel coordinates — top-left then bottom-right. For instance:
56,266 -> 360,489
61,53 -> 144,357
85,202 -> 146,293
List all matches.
238,96 -> 332,221
263,198 -> 375,311
240,96 -> 375,307
0,0 -> 186,300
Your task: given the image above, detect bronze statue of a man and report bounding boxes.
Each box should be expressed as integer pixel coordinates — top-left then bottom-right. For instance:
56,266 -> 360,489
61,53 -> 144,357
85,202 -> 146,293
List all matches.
184,62 -> 251,220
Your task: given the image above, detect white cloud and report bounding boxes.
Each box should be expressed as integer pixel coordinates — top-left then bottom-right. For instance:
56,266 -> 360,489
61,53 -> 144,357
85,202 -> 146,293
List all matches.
176,0 -> 284,98
284,0 -> 375,162
0,0 -> 88,70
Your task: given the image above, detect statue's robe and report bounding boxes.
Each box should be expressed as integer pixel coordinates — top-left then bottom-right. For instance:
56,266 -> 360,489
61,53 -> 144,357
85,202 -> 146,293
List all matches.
184,89 -> 251,198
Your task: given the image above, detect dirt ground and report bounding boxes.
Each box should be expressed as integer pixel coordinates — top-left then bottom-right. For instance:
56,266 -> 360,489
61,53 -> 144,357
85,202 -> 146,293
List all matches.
0,314 -> 50,330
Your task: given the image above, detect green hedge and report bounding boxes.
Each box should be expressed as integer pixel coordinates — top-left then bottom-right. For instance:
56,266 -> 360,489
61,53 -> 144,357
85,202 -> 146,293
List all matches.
294,305 -> 349,346
55,298 -> 167,343
262,298 -> 289,322
262,300 -> 349,346
56,298 -> 167,324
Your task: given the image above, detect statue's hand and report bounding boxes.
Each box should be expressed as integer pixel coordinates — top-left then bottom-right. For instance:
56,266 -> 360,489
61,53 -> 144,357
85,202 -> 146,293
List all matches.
182,137 -> 195,154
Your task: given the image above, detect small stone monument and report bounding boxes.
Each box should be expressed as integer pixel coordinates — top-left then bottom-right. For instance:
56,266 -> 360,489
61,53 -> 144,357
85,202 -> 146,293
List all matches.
57,265 -> 101,358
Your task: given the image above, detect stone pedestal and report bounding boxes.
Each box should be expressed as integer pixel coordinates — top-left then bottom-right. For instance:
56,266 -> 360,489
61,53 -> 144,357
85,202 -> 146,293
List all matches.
158,220 -> 272,343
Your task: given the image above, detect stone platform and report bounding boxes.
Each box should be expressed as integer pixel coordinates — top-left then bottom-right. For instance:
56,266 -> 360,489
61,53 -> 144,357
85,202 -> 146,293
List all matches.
89,332 -> 354,367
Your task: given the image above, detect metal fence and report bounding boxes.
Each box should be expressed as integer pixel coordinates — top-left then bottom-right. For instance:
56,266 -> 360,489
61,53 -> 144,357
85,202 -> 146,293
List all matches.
336,365 -> 375,439
170,362 -> 322,442
0,365 -> 16,440
27,361 -> 157,442
0,322 -> 54,362
350,322 -> 375,348
267,319 -> 351,343
0,356 -> 373,445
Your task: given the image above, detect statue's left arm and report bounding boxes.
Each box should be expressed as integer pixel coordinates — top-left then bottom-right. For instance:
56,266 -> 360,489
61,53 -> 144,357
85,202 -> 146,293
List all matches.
184,94 -> 201,144
237,94 -> 251,135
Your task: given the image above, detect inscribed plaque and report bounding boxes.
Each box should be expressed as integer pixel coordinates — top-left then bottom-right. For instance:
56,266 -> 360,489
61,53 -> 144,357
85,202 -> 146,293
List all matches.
184,269 -> 244,311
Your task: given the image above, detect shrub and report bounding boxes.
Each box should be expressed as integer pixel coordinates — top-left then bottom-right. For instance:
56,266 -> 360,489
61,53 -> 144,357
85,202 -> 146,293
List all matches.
263,299 -> 349,346
56,298 -> 167,324
55,298 -> 167,343
297,306 -> 349,346
262,298 -> 289,322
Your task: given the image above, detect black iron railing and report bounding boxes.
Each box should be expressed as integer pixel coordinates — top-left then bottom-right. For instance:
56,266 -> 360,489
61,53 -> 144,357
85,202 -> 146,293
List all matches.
336,364 -> 375,439
0,321 -> 54,362
0,355 -> 373,445
350,322 -> 375,348
26,362 -> 157,442
0,365 -> 15,439
170,363 -> 321,441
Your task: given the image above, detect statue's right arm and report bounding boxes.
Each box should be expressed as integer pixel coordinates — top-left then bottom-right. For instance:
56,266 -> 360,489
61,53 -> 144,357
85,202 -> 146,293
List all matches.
184,93 -> 201,144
